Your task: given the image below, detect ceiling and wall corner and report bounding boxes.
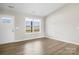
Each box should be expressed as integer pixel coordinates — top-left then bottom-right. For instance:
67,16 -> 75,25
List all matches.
45,3 -> 69,18
0,3 -> 67,18
45,4 -> 79,45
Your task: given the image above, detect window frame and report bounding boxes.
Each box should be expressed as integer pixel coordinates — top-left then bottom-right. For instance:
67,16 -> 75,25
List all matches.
25,17 -> 41,34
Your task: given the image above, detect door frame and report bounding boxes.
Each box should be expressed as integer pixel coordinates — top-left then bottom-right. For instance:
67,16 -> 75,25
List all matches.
0,14 -> 15,44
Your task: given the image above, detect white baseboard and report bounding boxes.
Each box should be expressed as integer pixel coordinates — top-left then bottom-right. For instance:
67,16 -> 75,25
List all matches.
1,35 -> 79,45
15,36 -> 45,43
0,36 -> 45,45
46,35 -> 79,45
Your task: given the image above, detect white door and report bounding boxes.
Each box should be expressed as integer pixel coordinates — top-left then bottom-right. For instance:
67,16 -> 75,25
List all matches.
0,15 -> 15,44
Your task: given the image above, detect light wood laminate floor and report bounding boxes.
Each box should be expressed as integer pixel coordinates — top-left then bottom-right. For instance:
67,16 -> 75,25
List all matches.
0,37 -> 79,55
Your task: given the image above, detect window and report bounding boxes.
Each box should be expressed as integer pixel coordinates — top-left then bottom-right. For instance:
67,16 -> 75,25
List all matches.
0,16 -> 13,24
25,17 -> 41,33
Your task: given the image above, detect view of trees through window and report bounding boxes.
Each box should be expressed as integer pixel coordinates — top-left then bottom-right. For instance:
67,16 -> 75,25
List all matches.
25,17 -> 40,33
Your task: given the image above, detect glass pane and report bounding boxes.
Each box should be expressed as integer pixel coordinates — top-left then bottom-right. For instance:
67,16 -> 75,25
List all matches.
26,21 -> 32,32
0,17 -> 13,24
25,17 -> 40,33
33,21 -> 40,32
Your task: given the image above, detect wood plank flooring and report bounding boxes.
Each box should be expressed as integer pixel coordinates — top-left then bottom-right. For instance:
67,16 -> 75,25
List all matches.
0,37 -> 79,55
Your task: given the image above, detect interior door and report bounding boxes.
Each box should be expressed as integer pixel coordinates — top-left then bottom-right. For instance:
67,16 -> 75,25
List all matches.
0,15 -> 15,44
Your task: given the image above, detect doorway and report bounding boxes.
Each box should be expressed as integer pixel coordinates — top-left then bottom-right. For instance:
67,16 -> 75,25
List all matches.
0,15 -> 15,44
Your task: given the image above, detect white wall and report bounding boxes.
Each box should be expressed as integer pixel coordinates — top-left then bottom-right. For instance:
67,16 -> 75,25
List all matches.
0,8 -> 45,44
46,4 -> 79,45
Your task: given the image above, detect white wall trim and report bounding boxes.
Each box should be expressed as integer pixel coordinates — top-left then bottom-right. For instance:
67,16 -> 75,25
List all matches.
0,35 -> 79,46
0,36 -> 45,45
46,35 -> 79,45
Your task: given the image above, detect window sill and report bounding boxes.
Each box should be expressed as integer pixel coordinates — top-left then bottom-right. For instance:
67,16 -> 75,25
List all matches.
25,32 -> 41,35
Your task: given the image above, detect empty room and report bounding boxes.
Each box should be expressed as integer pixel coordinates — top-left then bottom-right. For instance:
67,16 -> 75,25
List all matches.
0,3 -> 79,55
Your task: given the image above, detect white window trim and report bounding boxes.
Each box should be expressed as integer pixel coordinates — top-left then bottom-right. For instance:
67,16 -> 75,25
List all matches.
25,17 -> 41,34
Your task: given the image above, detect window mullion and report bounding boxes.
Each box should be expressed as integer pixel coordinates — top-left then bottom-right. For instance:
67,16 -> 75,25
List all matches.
31,21 -> 33,32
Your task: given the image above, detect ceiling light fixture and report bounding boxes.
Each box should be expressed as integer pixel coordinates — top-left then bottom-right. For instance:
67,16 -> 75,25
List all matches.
8,6 -> 15,8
